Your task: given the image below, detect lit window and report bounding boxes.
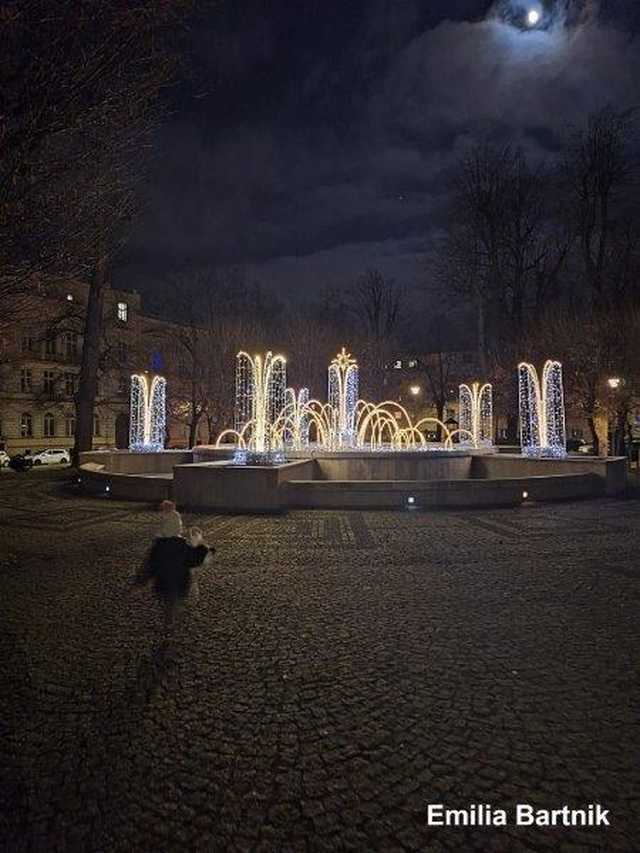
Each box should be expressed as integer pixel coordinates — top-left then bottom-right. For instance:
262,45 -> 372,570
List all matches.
408,359 -> 417,368
117,302 -> 128,322
394,360 -> 403,369
20,412 -> 33,438
43,412 -> 55,437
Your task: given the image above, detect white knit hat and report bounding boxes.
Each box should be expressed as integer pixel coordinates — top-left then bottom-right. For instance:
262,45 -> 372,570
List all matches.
159,510 -> 183,538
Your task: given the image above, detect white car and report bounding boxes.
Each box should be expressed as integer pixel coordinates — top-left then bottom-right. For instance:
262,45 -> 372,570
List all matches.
31,448 -> 71,466
0,450 -> 10,468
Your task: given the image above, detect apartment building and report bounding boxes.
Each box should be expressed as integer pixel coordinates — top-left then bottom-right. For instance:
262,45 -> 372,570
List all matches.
0,280 -> 205,455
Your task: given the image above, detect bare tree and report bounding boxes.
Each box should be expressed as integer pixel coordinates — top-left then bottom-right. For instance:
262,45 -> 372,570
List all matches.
351,269 -> 403,399
563,107 -> 638,305
1,1 -> 196,460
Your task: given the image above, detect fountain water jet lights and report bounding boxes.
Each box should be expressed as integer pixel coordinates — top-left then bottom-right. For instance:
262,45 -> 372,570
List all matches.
328,348 -> 359,448
458,382 -> 493,447
229,351 -> 287,463
518,360 -> 566,457
129,373 -> 166,451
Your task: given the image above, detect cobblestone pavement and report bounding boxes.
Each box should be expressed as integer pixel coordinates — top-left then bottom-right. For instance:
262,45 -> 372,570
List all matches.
0,469 -> 638,852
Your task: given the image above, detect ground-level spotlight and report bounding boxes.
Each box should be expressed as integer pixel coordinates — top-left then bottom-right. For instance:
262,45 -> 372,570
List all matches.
105,484 -> 111,493
407,495 -> 417,510
522,491 -> 528,500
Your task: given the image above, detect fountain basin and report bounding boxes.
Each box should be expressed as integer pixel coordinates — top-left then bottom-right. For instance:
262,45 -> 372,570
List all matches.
78,448 -> 626,512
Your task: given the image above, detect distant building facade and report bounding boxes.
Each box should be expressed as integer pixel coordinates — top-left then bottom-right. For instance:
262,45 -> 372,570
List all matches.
0,280 -> 208,454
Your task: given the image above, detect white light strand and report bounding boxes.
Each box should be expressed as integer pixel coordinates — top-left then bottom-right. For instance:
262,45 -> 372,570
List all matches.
458,382 -> 493,447
328,348 -> 359,448
233,351 -> 287,455
518,360 -> 566,457
129,373 -> 166,452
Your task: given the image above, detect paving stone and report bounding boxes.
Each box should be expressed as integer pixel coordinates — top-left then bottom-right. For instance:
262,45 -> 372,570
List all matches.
0,470 -> 637,851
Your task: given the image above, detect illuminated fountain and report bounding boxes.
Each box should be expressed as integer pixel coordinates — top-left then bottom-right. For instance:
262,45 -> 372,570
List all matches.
518,360 -> 566,457
216,351 -> 287,463
216,347 -> 473,457
129,373 -> 166,451
273,387 -> 311,451
458,382 -> 493,447
328,347 -> 359,448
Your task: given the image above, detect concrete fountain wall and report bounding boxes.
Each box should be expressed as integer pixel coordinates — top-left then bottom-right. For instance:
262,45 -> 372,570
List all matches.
78,448 -> 627,512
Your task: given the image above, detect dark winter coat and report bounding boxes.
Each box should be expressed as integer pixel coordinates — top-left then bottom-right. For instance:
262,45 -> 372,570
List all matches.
139,537 -> 212,601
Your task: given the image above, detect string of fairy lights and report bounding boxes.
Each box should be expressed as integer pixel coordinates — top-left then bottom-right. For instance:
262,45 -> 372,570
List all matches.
129,373 -> 166,452
518,360 -> 567,458
128,351 -> 567,460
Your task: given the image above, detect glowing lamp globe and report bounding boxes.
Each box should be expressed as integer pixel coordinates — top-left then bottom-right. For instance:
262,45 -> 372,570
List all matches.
527,9 -> 540,26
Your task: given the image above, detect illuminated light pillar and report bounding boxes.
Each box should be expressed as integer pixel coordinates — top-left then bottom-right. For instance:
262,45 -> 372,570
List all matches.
459,382 -> 493,447
283,387 -> 310,450
235,351 -> 287,453
129,373 -> 166,451
518,360 -> 566,457
328,348 -> 359,448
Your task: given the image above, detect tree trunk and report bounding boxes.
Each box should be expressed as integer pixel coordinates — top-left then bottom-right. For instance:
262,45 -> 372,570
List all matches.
476,294 -> 486,376
73,257 -> 107,465
586,416 -> 600,457
435,401 -> 445,442
188,399 -> 202,448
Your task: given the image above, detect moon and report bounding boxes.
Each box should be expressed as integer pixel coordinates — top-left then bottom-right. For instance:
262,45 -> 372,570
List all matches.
527,9 -> 541,26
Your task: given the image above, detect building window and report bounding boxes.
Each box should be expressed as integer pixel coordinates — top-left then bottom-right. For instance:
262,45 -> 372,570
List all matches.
20,368 -> 32,393
65,414 -> 75,438
93,414 -> 101,437
64,372 -> 75,396
63,332 -> 78,359
408,359 -> 417,369
116,341 -> 127,363
393,360 -> 403,369
43,412 -> 55,438
43,370 -> 55,395
20,412 -> 33,438
117,302 -> 128,322
22,334 -> 34,353
45,334 -> 57,356
118,375 -> 128,396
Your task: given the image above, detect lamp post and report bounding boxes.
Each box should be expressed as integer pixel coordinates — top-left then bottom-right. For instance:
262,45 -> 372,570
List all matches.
606,377 -> 625,457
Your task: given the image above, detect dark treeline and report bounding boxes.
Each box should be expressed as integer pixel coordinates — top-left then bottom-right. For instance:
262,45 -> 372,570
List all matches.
432,106 -> 640,453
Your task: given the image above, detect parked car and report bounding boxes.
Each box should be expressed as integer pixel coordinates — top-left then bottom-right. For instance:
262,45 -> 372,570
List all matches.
577,441 -> 594,455
9,453 -> 33,472
0,450 -> 10,468
31,448 -> 71,466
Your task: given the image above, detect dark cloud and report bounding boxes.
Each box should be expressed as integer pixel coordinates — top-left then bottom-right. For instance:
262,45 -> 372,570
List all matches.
115,0 -> 640,299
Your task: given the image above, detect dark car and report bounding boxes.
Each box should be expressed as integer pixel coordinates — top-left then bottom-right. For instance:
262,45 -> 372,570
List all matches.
9,453 -> 34,472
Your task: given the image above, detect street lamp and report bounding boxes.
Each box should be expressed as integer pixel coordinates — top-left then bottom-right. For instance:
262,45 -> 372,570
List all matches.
607,377 -> 622,390
409,385 -> 421,396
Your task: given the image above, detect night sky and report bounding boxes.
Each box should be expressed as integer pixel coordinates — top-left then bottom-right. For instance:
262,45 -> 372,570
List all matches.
114,0 -> 640,305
